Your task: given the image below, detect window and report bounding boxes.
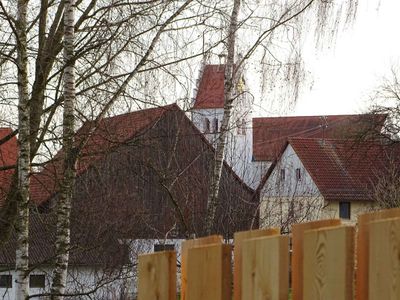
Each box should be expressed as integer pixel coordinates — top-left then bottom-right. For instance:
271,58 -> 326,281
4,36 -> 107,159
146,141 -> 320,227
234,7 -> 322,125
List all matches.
339,202 -> 351,219
0,275 -> 12,288
295,168 -> 301,181
204,118 -> 210,133
241,119 -> 246,135
29,275 -> 45,288
213,118 -> 219,133
280,169 -> 285,182
154,244 -> 175,252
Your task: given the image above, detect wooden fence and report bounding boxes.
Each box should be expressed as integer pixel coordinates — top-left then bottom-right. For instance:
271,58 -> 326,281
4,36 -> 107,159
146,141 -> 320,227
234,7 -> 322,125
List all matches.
137,208 -> 400,300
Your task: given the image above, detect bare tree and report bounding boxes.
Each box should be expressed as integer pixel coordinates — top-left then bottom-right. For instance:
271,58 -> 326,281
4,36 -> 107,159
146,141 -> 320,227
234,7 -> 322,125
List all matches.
204,0 -> 359,233
205,0 -> 241,235
369,69 -> 400,142
50,0 -> 76,297
0,0 -> 228,298
365,69 -> 400,208
371,156 -> 400,209
14,0 -> 31,297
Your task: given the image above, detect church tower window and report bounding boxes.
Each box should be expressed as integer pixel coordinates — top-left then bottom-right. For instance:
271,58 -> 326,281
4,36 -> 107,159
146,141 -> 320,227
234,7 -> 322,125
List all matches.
204,118 -> 210,133
213,118 -> 219,133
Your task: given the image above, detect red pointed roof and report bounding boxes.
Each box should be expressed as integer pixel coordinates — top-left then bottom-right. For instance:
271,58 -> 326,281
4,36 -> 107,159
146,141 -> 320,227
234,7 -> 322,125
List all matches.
193,65 -> 225,109
0,128 -> 18,206
253,114 -> 387,161
30,104 -> 179,204
288,138 -> 400,201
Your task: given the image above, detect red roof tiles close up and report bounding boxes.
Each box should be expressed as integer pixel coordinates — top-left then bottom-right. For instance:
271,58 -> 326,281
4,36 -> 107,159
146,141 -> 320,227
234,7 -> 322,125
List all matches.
289,138 -> 400,201
30,104 -> 178,205
253,114 -> 386,161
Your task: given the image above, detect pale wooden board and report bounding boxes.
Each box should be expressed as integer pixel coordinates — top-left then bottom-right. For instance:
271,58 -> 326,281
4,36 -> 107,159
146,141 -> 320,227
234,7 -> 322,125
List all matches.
356,208 -> 400,300
291,219 -> 341,300
186,243 -> 232,300
180,235 -> 223,300
137,251 -> 176,300
303,225 -> 355,300
233,228 -> 280,300
241,235 -> 289,300
368,217 -> 400,300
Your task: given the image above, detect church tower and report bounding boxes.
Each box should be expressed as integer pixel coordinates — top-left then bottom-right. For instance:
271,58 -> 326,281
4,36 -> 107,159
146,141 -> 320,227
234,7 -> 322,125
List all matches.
191,63 -> 256,187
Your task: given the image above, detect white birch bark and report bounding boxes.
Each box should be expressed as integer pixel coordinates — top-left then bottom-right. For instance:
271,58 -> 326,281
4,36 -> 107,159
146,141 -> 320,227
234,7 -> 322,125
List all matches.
205,0 -> 241,235
15,0 -> 30,298
50,0 -> 75,298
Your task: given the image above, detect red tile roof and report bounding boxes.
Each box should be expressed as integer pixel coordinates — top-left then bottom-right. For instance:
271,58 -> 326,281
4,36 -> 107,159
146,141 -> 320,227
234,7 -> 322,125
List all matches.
288,138 -> 400,201
193,65 -> 225,109
30,103 -> 254,205
0,128 -> 17,206
253,114 -> 387,161
30,104 -> 178,204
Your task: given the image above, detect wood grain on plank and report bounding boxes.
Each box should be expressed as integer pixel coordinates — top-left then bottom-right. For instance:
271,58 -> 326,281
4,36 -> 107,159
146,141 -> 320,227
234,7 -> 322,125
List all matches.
186,243 -> 232,300
291,219 -> 341,300
241,235 -> 289,300
356,208 -> 400,300
368,217 -> 400,300
180,235 -> 223,300
233,228 -> 280,300
303,225 -> 355,300
138,251 -> 176,300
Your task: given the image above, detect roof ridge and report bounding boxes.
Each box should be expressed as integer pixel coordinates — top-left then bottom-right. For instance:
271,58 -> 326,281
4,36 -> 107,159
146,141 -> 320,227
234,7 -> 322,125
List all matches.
99,103 -> 178,122
252,113 -> 382,120
288,137 -> 385,144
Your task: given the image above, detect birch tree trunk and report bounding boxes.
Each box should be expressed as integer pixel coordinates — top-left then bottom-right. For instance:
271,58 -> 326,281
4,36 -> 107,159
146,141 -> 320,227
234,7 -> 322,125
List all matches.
15,0 -> 31,298
50,0 -> 76,298
205,0 -> 241,235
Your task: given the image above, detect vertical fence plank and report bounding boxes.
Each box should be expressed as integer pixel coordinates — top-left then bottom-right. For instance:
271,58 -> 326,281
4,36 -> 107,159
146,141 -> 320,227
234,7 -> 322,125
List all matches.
292,219 -> 341,300
241,235 -> 289,300
233,228 -> 280,300
356,208 -> 400,300
303,225 -> 355,300
181,235 -> 223,300
368,217 -> 400,300
186,243 -> 232,300
138,251 -> 176,300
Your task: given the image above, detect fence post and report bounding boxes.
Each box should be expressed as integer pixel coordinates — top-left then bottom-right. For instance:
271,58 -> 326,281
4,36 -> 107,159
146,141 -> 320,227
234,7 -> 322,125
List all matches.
356,208 -> 400,300
368,217 -> 400,300
233,228 -> 280,300
303,225 -> 355,300
186,243 -> 232,300
241,235 -> 289,300
180,235 -> 223,300
291,219 -> 341,300
137,251 -> 176,300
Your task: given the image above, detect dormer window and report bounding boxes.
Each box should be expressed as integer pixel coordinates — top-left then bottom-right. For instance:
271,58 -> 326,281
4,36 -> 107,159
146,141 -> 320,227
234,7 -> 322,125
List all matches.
213,118 -> 219,133
204,118 -> 210,133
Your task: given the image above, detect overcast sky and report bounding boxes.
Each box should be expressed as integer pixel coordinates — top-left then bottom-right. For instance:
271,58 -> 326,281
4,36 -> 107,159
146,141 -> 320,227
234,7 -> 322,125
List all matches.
289,0 -> 400,116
